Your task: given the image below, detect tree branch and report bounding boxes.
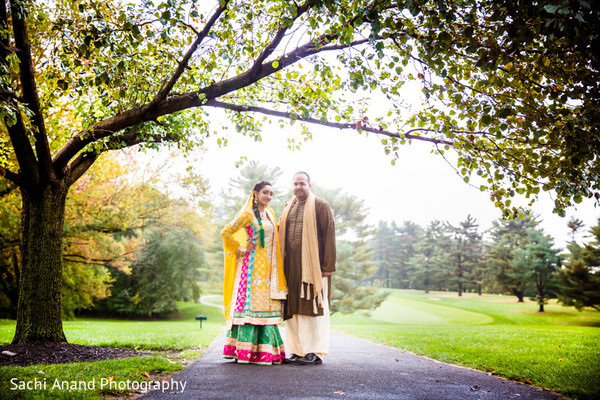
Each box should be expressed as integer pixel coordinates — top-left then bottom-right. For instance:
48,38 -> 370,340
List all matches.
53,2 -> 231,174
0,166 -> 21,186
249,1 -> 314,76
148,0 -> 230,108
10,0 -> 55,181
0,237 -> 19,250
4,104 -> 40,186
319,38 -> 370,51
66,153 -> 99,188
66,129 -> 178,186
0,91 -> 21,102
53,2 -> 380,175
205,99 -> 453,145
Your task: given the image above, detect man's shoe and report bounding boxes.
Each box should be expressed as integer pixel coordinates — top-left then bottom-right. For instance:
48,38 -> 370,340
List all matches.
282,354 -> 301,364
297,353 -> 322,365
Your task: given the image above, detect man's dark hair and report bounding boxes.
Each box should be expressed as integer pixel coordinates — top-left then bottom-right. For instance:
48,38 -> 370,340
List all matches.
294,171 -> 311,184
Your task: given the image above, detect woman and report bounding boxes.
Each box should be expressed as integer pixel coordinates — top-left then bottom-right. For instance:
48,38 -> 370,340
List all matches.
221,181 -> 287,364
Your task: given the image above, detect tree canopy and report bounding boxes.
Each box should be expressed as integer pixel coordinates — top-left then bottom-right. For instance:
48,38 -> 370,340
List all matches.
1,0 -> 598,213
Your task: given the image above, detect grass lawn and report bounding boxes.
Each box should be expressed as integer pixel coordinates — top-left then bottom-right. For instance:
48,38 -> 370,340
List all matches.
0,301 -> 225,399
331,289 -> 600,400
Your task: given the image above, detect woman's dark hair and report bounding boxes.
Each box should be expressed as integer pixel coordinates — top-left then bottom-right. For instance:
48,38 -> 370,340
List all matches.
252,181 -> 271,248
252,180 -> 272,194
252,180 -> 272,222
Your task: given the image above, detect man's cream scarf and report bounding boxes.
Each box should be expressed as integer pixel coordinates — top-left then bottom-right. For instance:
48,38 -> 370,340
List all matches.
279,191 -> 323,313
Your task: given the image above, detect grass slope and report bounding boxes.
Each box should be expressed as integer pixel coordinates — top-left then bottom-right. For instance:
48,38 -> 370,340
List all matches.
332,289 -> 600,400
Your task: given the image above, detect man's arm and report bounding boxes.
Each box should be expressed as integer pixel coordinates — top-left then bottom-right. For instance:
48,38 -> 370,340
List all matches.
316,199 -> 336,275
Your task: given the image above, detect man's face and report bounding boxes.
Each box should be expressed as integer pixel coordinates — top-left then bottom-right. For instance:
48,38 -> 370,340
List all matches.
292,174 -> 310,202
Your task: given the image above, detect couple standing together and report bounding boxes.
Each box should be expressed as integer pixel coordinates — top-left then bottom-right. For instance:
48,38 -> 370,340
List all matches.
221,171 -> 336,365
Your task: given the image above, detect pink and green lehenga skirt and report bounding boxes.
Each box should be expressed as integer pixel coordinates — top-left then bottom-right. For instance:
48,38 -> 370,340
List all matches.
223,324 -> 285,365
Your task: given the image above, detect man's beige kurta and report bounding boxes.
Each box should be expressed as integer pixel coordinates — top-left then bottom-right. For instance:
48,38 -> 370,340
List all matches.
282,197 -> 336,320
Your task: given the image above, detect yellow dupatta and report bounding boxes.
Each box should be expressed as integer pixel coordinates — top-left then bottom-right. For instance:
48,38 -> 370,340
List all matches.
221,191 -> 287,321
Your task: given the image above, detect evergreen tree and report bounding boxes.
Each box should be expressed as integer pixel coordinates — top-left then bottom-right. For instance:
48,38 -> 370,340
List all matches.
446,215 -> 483,296
371,221 -> 401,288
330,241 -> 387,314
513,229 -> 562,312
567,217 -> 585,243
488,215 -> 539,302
477,242 -> 500,295
218,161 -> 286,222
559,219 -> 600,311
313,186 -> 388,313
312,184 -> 373,238
392,221 -> 423,289
471,242 -> 492,296
407,220 -> 452,293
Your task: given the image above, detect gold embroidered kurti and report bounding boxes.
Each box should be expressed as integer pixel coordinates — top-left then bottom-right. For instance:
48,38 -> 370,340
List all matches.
221,208 -> 286,330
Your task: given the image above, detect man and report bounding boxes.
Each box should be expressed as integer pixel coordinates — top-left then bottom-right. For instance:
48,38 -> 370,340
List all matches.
279,171 -> 336,365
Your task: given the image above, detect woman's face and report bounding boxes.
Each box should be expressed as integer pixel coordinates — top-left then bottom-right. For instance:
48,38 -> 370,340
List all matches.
255,185 -> 274,208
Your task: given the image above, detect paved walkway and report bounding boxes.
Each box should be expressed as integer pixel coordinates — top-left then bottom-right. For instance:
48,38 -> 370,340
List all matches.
198,295 -> 225,311
141,329 -> 563,400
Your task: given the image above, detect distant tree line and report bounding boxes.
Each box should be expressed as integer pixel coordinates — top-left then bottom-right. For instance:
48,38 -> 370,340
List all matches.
370,214 -> 600,312
2,159 -> 598,319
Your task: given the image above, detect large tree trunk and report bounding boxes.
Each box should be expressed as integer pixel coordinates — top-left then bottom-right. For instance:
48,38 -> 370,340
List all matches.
12,182 -> 68,343
513,290 -> 525,303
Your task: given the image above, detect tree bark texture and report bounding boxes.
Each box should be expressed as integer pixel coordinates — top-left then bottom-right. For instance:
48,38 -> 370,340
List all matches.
12,183 -> 68,343
514,290 -> 525,303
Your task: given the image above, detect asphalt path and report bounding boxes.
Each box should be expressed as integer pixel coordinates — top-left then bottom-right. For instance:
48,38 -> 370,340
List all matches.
140,329 -> 564,400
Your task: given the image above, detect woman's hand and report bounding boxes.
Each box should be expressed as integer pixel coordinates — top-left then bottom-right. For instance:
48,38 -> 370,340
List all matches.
246,240 -> 256,252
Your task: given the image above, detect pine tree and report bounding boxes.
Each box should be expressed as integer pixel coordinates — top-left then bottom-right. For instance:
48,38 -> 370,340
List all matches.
331,241 -> 387,314
218,161 -> 286,222
513,229 -> 562,312
371,221 -> 402,288
391,221 -> 423,289
313,186 -> 388,313
488,215 -> 539,302
407,220 -> 452,293
446,215 -> 483,296
558,219 -> 600,311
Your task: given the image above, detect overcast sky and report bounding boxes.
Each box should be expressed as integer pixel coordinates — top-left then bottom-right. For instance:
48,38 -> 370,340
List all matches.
191,108 -> 600,251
